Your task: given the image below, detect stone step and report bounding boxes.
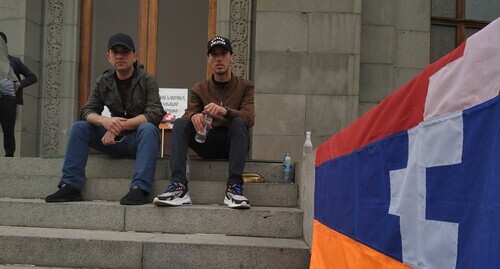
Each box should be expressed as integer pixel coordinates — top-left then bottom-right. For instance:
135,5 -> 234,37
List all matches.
0,264 -> 81,269
0,226 -> 310,269
0,176 -> 297,207
0,198 -> 302,238
0,157 -> 285,182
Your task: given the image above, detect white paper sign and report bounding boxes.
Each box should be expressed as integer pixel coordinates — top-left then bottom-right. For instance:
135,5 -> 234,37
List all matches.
159,88 -> 188,115
159,88 -> 188,127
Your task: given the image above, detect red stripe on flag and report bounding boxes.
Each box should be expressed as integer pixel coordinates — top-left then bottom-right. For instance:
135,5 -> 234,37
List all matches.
315,42 -> 466,167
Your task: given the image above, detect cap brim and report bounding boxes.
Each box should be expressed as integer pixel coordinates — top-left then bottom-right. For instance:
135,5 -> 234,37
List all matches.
207,45 -> 231,55
108,42 -> 134,51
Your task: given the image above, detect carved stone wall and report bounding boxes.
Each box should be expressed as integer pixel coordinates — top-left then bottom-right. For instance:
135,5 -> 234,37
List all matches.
218,0 -> 252,79
229,0 -> 251,79
41,0 -> 64,156
41,0 -> 80,156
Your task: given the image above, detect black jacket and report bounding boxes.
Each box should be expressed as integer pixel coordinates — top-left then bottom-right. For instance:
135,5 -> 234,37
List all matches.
9,55 -> 38,105
80,62 -> 165,126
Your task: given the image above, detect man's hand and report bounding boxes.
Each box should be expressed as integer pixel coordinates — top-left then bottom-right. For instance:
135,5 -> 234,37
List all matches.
191,113 -> 212,133
203,102 -> 227,120
101,117 -> 127,136
14,82 -> 21,92
101,131 -> 117,145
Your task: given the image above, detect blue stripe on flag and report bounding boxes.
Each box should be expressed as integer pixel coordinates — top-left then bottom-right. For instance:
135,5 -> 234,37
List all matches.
426,96 -> 499,269
315,95 -> 499,266
315,131 -> 409,261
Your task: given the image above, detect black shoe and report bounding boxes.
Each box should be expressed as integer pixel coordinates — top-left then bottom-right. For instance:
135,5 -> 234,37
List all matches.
45,184 -> 83,202
120,185 -> 148,205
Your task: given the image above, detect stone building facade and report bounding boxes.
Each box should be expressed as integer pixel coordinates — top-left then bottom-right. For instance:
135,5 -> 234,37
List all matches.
0,0 -> 431,160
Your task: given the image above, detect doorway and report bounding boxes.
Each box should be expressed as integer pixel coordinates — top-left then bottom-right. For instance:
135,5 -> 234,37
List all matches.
79,0 -> 216,111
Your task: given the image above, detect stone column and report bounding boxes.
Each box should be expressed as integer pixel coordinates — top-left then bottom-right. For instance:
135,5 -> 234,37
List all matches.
217,0 -> 252,79
40,0 -> 80,156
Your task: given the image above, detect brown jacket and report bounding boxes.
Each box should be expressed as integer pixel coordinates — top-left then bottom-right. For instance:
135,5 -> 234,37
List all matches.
182,74 -> 255,128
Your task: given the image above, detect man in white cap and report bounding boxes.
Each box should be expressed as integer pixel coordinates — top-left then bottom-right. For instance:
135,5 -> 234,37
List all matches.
154,36 -> 255,209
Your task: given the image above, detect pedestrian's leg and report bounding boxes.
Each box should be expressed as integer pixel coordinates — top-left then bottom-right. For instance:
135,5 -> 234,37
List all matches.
0,98 -> 16,157
223,117 -> 250,209
153,119 -> 194,206
226,117 -> 249,186
170,118 -> 196,185
60,121 -> 107,191
129,122 -> 160,194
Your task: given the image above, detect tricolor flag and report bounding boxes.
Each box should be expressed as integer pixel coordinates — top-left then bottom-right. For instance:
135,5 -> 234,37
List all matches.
311,18 -> 499,269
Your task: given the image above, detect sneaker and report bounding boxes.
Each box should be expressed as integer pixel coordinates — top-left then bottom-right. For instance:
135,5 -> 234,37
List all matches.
153,181 -> 192,206
45,184 -> 83,202
120,185 -> 148,205
224,183 -> 250,209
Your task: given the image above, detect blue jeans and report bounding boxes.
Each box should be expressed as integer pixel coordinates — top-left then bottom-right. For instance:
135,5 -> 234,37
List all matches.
59,121 -> 160,193
170,116 -> 249,186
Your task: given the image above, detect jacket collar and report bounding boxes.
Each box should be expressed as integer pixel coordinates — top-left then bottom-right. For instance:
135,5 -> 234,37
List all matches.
102,61 -> 145,88
209,72 -> 235,89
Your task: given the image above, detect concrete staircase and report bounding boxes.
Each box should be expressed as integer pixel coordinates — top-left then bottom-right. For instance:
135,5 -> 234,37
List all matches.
0,157 -> 310,269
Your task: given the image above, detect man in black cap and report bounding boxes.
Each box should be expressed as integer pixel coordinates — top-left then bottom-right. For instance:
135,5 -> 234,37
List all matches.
46,33 -> 165,205
154,36 -> 255,209
0,32 -> 38,157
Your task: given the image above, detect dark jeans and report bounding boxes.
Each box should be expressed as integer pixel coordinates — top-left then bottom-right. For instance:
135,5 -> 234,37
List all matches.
59,121 -> 160,193
170,116 -> 249,186
0,96 -> 16,157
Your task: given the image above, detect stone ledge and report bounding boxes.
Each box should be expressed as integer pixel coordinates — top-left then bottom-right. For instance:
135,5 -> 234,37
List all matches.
0,226 -> 310,269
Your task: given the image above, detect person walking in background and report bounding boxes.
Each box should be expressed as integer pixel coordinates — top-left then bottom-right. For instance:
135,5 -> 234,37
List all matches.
45,33 -> 165,205
154,36 -> 255,209
0,32 -> 38,109
0,33 -> 20,157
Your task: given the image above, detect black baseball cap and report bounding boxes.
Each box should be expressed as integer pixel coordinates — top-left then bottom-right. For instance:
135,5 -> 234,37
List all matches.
107,33 -> 135,52
207,36 -> 232,55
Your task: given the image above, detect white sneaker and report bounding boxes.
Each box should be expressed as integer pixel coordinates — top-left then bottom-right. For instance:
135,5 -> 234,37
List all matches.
153,181 -> 192,206
224,184 -> 250,209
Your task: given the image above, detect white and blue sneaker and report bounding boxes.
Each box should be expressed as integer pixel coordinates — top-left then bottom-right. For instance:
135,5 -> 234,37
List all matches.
224,183 -> 250,209
153,181 -> 192,206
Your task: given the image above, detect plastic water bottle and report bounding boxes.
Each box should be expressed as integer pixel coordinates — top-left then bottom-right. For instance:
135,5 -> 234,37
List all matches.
195,114 -> 212,143
282,152 -> 293,183
303,131 -> 313,156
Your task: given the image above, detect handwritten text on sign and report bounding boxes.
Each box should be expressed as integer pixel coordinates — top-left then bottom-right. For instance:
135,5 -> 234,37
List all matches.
159,88 -> 188,116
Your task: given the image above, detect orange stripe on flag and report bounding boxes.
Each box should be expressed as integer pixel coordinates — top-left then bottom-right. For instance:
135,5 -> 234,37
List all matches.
310,220 -> 413,269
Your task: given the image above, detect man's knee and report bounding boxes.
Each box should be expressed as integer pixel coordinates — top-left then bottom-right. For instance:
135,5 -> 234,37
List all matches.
230,117 -> 248,132
71,121 -> 92,133
173,118 -> 190,129
137,122 -> 160,141
137,122 -> 157,133
171,118 -> 191,136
